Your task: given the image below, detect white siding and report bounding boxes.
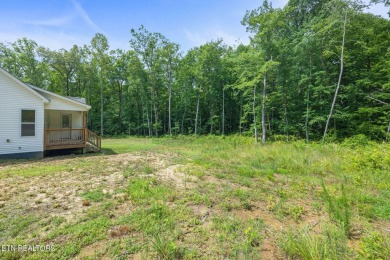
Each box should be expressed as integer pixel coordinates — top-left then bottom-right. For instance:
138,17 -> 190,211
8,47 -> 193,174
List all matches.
33,90 -> 89,112
0,73 -> 45,155
45,110 -> 83,129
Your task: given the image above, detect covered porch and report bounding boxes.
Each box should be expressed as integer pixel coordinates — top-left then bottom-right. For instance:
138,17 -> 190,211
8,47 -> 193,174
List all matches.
44,110 -> 101,151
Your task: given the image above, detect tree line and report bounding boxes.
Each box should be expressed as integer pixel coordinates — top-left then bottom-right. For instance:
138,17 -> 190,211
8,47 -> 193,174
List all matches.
1,0 -> 389,142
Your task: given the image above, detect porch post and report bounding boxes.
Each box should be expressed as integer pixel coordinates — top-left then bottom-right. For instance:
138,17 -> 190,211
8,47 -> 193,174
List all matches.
82,111 -> 87,147
83,111 -> 87,128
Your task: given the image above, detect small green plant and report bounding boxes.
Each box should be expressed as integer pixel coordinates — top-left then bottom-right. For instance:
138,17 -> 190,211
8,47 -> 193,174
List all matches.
123,166 -> 134,178
321,178 -> 351,235
51,216 -> 66,226
127,178 -> 173,205
143,165 -> 155,174
242,201 -> 253,210
82,189 -> 110,202
233,188 -> 250,201
289,205 -> 305,221
220,200 -> 235,212
152,235 -> 182,259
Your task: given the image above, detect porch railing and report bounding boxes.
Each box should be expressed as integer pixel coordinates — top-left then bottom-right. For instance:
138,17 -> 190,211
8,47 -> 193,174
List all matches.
45,128 -> 85,148
44,128 -> 101,151
86,129 -> 101,151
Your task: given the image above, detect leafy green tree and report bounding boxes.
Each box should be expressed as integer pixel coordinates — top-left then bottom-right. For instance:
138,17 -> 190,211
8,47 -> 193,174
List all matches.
38,45 -> 81,96
158,42 -> 180,136
91,33 -> 110,136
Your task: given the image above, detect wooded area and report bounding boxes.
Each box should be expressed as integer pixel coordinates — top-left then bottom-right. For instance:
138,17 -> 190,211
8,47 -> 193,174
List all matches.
1,0 -> 389,142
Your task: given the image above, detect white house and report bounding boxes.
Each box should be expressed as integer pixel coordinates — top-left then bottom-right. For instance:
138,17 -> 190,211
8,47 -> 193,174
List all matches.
0,67 -> 101,159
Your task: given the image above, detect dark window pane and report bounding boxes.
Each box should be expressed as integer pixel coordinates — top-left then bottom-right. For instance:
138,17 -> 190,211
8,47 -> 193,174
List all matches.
22,110 -> 35,123
21,124 -> 35,136
62,115 -> 71,128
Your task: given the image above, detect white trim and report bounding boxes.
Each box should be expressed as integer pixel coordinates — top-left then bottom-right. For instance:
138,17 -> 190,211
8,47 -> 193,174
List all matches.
28,85 -> 91,110
0,67 -> 49,103
20,109 -> 37,138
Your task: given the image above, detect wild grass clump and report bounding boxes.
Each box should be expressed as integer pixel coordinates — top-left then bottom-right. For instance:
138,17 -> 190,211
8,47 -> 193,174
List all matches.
127,178 -> 174,205
152,234 -> 184,259
82,189 -> 110,202
359,231 -> 390,259
279,223 -> 350,259
211,216 -> 264,258
321,179 -> 351,235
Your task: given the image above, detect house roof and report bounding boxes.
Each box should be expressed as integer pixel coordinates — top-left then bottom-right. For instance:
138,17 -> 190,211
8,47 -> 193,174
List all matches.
27,84 -> 91,110
0,66 -> 91,111
0,67 -> 49,103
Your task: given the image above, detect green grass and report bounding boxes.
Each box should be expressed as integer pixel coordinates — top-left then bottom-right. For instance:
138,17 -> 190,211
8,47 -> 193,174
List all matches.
82,189 -> 110,202
279,223 -> 351,259
102,136 -> 158,154
0,135 -> 389,259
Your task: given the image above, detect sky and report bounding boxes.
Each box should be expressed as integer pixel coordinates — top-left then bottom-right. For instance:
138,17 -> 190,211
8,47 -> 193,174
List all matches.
0,0 -> 388,52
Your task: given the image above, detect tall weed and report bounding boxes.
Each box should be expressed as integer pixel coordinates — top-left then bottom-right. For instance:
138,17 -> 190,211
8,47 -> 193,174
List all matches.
321,178 -> 351,235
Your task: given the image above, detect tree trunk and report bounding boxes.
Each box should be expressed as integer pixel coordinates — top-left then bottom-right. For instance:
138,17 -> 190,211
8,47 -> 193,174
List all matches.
168,85 -> 172,136
262,72 -> 267,145
284,102 -> 289,142
322,13 -> 347,144
118,82 -> 123,133
222,86 -> 225,135
144,97 -> 151,137
100,81 -> 104,137
305,58 -> 312,143
253,84 -> 258,144
195,94 -> 200,135
305,88 -> 310,143
181,100 -> 187,134
66,77 -> 70,96
152,88 -> 159,137
239,93 -> 243,135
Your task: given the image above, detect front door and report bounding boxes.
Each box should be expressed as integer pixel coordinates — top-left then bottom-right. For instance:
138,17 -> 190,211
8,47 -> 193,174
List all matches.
61,114 -> 72,139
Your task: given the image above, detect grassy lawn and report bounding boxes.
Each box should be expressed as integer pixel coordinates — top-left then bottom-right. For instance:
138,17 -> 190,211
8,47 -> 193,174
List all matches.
0,136 -> 389,259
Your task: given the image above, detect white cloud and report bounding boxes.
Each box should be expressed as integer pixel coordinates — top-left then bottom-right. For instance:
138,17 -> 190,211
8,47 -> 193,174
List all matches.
183,27 -> 250,49
71,0 -> 102,33
0,30 -> 91,50
0,0 -> 107,50
22,16 -> 73,27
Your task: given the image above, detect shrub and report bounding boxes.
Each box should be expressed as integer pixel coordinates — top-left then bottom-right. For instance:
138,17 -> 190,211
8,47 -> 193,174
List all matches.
342,134 -> 371,148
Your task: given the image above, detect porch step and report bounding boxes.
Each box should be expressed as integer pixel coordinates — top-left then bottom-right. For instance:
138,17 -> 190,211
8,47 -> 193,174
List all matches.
86,129 -> 101,152
86,142 -> 101,153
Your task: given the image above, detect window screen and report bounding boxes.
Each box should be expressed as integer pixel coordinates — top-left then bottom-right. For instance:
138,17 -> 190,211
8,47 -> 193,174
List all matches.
21,110 -> 35,136
61,115 -> 71,128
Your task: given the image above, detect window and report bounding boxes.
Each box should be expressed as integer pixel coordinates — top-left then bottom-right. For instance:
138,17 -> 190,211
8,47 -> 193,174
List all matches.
21,110 -> 35,136
61,114 -> 72,128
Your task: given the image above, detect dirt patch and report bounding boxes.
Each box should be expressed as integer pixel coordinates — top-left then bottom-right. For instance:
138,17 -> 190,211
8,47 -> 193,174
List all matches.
0,152 -> 172,224
75,239 -> 108,259
156,165 -> 197,190
372,219 -> 390,234
261,236 -> 281,260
